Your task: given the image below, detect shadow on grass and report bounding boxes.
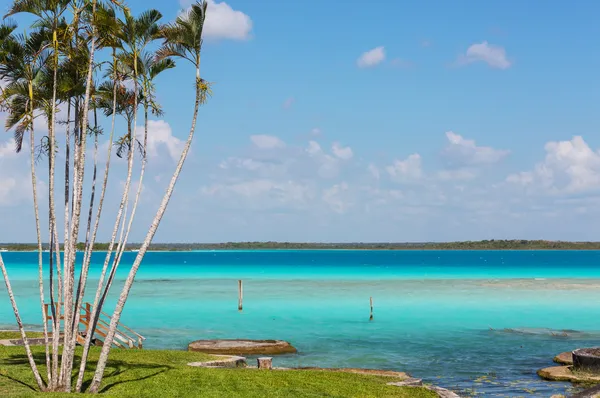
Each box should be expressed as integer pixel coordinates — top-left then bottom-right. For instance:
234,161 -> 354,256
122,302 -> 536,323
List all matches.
0,373 -> 37,392
1,351 -> 173,393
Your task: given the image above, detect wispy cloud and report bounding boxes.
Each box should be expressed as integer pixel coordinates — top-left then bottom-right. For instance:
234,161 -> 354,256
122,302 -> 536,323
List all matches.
357,46 -> 386,68
456,41 -> 512,69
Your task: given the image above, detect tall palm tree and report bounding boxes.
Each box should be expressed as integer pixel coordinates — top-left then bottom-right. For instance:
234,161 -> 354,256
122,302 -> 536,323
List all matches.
89,2 -> 209,391
0,22 -> 48,391
1,0 -> 207,393
91,49 -> 174,345
0,27 -> 52,389
75,8 -> 167,392
70,5 -> 125,341
6,1 -> 72,389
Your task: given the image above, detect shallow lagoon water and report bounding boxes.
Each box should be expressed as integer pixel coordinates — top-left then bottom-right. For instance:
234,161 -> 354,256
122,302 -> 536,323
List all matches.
2,250 -> 600,396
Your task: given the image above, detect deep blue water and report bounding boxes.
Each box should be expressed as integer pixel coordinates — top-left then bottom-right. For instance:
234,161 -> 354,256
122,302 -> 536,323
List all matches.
1,250 -> 600,396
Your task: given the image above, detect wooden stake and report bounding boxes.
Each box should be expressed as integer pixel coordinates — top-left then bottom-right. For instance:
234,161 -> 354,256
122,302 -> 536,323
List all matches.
257,357 -> 272,370
238,280 -> 243,311
369,297 -> 374,321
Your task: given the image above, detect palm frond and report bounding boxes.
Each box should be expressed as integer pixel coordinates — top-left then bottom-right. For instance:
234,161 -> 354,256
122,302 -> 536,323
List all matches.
4,0 -> 43,18
149,57 -> 175,80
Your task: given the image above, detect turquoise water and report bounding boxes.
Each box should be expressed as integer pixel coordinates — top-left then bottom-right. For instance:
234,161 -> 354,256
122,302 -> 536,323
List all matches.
2,250 -> 600,396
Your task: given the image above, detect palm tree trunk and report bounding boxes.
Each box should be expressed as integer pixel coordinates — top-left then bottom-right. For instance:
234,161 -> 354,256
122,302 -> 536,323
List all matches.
47,27 -> 65,390
30,120 -> 51,385
61,107 -> 99,384
94,102 -> 149,332
0,253 -> 46,391
88,68 -> 202,393
79,75 -> 140,391
74,76 -> 123,394
61,1 -> 98,390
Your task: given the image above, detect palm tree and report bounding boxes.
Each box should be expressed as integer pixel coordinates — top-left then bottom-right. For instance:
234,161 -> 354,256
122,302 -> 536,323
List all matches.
89,1 -> 209,391
76,7 -> 167,392
1,0 -> 208,393
6,1 -> 72,389
0,27 -> 51,390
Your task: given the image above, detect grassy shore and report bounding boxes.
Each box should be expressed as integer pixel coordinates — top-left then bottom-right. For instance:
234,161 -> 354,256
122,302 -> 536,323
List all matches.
0,346 -> 435,397
0,332 -> 45,340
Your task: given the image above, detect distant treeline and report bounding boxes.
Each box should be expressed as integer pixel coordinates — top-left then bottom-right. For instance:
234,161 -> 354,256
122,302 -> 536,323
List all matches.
2,240 -> 600,251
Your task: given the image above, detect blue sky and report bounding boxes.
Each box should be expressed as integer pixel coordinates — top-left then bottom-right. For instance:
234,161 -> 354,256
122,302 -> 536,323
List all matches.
1,0 -> 600,242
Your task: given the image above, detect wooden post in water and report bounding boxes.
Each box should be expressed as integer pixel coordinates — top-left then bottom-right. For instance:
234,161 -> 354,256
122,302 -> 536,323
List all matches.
238,280 -> 243,311
369,297 -> 374,321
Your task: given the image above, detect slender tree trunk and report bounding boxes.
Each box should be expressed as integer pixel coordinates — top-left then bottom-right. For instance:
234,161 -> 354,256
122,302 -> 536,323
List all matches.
30,112 -> 51,385
89,69 -> 202,393
0,254 -> 46,391
74,62 -> 121,394
98,84 -> 148,322
64,100 -> 71,249
95,102 -> 148,328
61,108 -> 99,384
82,54 -> 142,365
61,1 -> 98,390
48,27 -> 65,390
79,108 -> 136,392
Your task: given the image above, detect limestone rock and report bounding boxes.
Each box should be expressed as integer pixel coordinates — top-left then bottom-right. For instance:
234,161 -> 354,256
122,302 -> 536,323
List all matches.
387,378 -> 423,387
188,339 -> 297,355
187,355 -> 247,368
537,365 -> 600,383
554,351 -> 574,365
296,367 -> 409,379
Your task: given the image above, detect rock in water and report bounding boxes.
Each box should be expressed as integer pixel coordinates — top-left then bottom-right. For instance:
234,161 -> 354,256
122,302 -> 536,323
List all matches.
554,351 -> 574,365
188,339 -> 297,355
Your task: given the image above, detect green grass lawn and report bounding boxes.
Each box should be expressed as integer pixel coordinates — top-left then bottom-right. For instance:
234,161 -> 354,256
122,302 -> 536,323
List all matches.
0,346 -> 436,397
0,332 -> 45,340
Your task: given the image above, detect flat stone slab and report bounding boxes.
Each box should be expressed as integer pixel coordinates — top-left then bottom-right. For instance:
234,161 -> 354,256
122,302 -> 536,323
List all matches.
554,351 -> 574,365
188,339 -> 297,355
387,378 -> 422,386
292,367 -> 410,380
538,366 -> 600,383
188,355 -> 247,368
387,381 -> 461,398
296,367 -> 409,379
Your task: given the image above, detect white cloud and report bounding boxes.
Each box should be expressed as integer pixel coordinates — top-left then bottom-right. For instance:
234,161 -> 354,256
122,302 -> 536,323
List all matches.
218,156 -> 289,178
507,136 -> 600,194
306,141 -> 322,156
386,154 -> 423,182
0,138 -> 33,206
322,182 -> 352,214
0,139 -> 18,159
145,120 -> 184,161
437,169 -> 478,181
180,0 -> 252,40
357,46 -> 385,68
201,179 -> 315,210
306,141 -> 349,178
332,142 -> 353,160
250,134 -> 285,150
457,41 -> 511,69
443,131 -> 509,166
368,164 -> 380,180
